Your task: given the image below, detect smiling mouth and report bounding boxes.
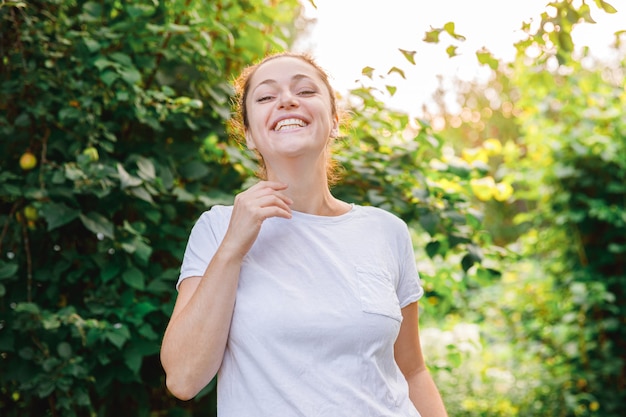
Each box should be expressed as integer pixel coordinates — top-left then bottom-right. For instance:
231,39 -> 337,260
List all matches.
274,118 -> 308,131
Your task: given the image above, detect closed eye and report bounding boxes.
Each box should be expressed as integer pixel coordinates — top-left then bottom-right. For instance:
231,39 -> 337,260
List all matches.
298,90 -> 316,96
256,96 -> 273,103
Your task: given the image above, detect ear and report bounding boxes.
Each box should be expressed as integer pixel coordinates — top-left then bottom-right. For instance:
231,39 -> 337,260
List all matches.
330,115 -> 339,138
245,130 -> 256,150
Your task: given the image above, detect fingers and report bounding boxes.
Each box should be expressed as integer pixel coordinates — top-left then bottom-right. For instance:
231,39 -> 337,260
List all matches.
235,181 -> 293,220
255,195 -> 293,219
223,181 -> 292,256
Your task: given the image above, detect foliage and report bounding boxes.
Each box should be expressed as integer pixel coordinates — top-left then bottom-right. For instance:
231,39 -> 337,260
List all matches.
419,1 -> 625,416
4,0 -> 622,416
0,1 -> 302,416
507,38 -> 626,417
0,1 -> 508,416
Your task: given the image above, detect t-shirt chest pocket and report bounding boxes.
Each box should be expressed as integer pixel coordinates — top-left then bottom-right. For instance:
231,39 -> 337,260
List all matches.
355,266 -> 402,322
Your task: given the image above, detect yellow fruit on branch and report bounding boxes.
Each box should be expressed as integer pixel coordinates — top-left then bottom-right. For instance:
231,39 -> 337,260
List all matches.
82,146 -> 99,162
24,205 -> 38,221
19,151 -> 37,170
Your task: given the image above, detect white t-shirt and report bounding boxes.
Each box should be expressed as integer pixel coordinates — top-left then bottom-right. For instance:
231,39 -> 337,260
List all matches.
178,204 -> 424,417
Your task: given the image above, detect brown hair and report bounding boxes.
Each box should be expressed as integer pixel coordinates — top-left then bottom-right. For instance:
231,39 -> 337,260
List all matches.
229,51 -> 343,185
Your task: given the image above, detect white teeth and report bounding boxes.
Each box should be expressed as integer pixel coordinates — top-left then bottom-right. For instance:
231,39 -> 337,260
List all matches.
274,118 -> 308,131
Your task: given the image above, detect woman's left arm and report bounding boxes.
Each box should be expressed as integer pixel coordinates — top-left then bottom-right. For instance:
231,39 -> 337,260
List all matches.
395,302 -> 449,417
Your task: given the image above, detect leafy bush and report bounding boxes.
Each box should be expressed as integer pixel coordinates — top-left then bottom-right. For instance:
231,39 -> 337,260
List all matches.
420,2 -> 625,415
0,2 -> 510,416
509,40 -> 626,416
0,1 -> 301,415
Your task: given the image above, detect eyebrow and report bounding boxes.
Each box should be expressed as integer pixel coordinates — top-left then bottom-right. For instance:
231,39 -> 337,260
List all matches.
253,73 -> 315,91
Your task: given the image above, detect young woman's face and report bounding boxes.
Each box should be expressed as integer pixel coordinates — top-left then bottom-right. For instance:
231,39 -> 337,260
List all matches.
244,56 -> 338,170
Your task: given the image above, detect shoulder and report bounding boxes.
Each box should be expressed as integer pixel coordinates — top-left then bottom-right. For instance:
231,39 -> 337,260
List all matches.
194,205 -> 233,228
202,204 -> 233,218
357,205 -> 408,229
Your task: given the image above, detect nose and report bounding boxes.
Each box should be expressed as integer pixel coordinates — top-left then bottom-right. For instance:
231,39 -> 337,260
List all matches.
278,90 -> 299,109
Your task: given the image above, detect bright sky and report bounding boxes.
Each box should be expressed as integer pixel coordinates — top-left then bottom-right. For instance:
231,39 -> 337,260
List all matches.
294,0 -> 624,116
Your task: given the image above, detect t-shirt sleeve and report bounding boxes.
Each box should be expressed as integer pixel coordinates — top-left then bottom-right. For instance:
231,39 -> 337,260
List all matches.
177,208 -> 224,290
396,222 -> 424,307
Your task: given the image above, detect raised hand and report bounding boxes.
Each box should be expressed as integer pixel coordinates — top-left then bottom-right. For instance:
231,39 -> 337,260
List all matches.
221,181 -> 293,258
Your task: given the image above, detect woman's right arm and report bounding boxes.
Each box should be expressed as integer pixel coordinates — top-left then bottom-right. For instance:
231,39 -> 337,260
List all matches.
160,181 -> 292,400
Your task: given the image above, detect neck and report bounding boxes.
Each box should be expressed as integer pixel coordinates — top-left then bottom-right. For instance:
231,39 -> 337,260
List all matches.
266,160 -> 348,216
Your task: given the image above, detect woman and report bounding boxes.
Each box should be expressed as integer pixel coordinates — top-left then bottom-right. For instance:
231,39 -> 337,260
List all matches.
160,52 -> 448,417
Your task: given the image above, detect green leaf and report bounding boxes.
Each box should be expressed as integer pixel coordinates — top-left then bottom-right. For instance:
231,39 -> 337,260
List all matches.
117,163 -> 143,188
133,239 -> 153,265
398,49 -> 416,65
57,342 -> 72,359
131,302 -> 158,318
558,31 -> 574,52
443,22 -> 456,34
123,339 -> 158,374
361,66 -> 375,79
42,314 -> 61,330
146,279 -> 171,294
166,23 -> 191,33
426,241 -> 441,258
419,211 -> 439,235
79,212 -> 114,239
0,261 -> 18,280
19,347 -> 34,360
83,37 -> 101,52
461,253 -> 475,272
387,66 -> 406,79
179,160 -> 209,181
126,4 -> 155,19
109,52 -> 133,66
137,323 -> 159,340
93,57 -> 116,70
14,112 -> 30,127
136,157 -> 156,181
118,67 -> 142,85
58,107 -> 81,122
100,71 -> 118,86
82,1 -> 103,19
187,99 -> 203,109
476,49 -> 499,70
100,263 -> 121,283
578,3 -> 596,23
122,267 -> 145,290
105,328 -> 129,349
597,0 -> 617,13
446,45 -> 458,57
423,28 -> 441,43
41,202 -> 79,231
37,380 -> 56,398
15,302 -> 40,314
124,348 -> 143,374
1,183 -> 21,196
129,186 -> 154,203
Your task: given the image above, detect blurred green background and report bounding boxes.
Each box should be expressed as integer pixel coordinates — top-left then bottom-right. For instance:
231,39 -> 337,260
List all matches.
1,1 -> 624,416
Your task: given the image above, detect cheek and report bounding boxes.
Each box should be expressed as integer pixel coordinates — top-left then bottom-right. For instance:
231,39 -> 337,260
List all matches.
248,116 -> 267,136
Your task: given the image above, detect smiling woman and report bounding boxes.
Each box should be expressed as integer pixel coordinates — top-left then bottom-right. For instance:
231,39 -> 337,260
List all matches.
160,51 -> 449,417
244,62 -> 338,191
230,52 -> 342,185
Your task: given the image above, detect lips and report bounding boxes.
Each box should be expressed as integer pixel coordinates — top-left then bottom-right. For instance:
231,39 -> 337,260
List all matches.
273,118 -> 308,131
